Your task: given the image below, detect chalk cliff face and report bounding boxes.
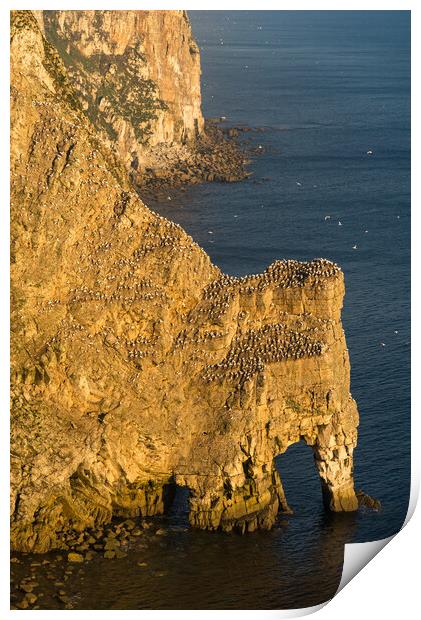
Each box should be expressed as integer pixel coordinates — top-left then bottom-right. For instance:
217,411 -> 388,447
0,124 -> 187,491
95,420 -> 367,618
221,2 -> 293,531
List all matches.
33,10 -> 204,172
10,11 -> 359,553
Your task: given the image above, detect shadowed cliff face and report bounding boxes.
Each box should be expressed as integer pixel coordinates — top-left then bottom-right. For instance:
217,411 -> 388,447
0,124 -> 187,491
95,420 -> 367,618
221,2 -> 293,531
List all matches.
10,11 -> 359,553
32,10 -> 204,171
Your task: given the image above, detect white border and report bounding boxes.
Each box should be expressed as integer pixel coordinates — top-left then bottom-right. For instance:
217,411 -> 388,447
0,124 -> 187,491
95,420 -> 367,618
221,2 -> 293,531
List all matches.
2,2 -> 418,618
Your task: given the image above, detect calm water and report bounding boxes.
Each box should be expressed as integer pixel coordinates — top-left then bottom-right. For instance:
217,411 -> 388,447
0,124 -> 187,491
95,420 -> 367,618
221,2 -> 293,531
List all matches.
13,11 -> 410,609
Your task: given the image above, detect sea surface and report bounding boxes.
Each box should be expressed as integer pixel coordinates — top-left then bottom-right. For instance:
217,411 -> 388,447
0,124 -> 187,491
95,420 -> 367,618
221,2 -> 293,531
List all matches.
12,10 -> 410,609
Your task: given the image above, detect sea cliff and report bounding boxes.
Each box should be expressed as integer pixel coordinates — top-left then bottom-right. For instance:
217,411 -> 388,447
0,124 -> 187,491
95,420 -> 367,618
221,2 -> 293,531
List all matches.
32,9 -> 246,189
10,10 -> 359,553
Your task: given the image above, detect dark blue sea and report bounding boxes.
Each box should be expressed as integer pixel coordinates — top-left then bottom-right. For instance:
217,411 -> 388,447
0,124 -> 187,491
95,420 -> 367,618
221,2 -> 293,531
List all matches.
140,9 -> 411,608
13,11 -> 410,610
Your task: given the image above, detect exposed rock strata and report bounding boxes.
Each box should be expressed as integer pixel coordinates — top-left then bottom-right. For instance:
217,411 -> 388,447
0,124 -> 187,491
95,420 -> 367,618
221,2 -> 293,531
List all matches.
10,11 -> 359,553
33,10 -> 247,189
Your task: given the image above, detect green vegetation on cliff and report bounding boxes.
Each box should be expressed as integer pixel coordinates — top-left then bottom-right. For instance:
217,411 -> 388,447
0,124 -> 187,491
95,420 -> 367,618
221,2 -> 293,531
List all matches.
41,12 -> 167,144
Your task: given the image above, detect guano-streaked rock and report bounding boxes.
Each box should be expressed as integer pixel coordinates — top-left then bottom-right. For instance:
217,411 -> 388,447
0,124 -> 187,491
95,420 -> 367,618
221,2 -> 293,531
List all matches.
10,10 -> 359,553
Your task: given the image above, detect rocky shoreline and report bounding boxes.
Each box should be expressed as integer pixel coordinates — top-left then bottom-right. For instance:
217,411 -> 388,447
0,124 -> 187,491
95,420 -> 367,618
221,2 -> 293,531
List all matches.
133,121 -> 253,201
10,490 -> 380,610
10,516 -> 177,609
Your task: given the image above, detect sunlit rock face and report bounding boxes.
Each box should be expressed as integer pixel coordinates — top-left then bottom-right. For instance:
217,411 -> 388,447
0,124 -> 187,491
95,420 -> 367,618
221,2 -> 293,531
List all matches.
32,9 -> 204,171
10,11 -> 359,553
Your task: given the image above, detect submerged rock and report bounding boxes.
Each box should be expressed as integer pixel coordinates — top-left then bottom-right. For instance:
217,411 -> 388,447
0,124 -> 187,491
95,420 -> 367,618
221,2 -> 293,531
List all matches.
67,553 -> 84,563
115,550 -> 128,559
103,550 -> 116,559
356,490 -> 382,511
25,593 -> 38,605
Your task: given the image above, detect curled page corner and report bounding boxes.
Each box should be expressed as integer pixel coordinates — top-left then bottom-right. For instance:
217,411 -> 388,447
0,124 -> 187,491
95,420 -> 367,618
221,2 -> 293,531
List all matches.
336,535 -> 394,594
288,470 -> 419,619
336,471 -> 420,597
